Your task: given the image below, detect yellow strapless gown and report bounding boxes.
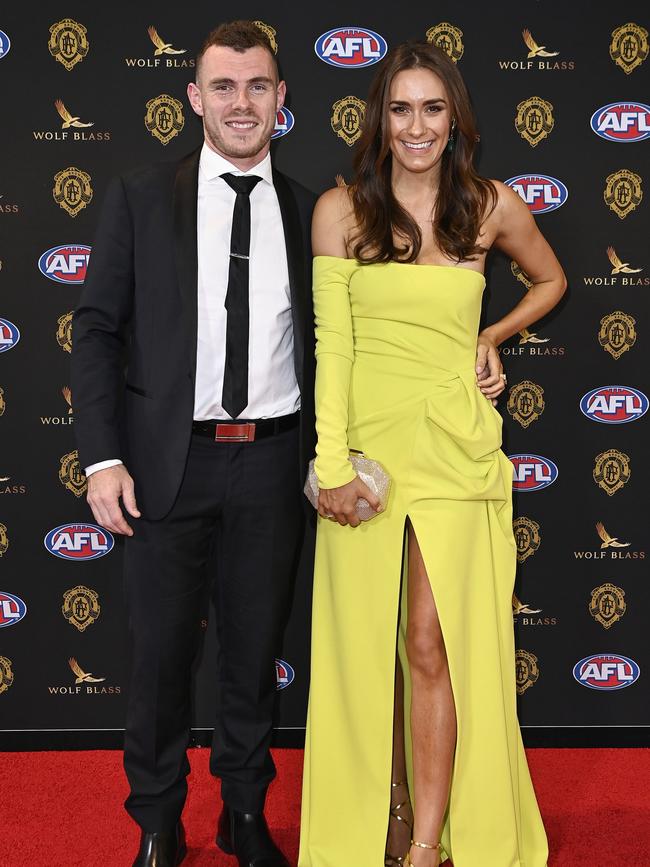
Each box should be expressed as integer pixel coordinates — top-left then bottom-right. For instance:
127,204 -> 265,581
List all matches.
298,256 -> 548,867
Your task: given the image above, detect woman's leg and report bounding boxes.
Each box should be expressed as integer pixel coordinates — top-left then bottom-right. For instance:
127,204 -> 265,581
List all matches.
386,657 -> 413,863
405,519 -> 457,865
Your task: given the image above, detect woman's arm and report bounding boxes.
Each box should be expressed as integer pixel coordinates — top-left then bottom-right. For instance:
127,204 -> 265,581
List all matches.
312,189 -> 381,526
483,181 -> 567,347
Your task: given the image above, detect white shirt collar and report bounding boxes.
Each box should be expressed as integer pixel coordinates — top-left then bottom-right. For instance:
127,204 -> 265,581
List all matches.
199,142 -> 273,186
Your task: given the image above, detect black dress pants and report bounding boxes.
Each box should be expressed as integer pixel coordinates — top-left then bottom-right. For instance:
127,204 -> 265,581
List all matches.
122,425 -> 304,831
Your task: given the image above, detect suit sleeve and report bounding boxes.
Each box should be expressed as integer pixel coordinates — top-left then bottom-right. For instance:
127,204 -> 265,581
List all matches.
71,175 -> 135,468
312,256 -> 358,489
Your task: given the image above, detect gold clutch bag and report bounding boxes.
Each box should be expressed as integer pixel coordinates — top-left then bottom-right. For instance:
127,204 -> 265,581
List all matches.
304,450 -> 392,521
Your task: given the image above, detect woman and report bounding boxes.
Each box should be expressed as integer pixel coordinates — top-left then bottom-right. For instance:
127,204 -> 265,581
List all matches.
299,41 -> 565,867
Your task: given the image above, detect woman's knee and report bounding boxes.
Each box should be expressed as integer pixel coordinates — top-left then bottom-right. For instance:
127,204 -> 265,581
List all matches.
405,624 -> 448,682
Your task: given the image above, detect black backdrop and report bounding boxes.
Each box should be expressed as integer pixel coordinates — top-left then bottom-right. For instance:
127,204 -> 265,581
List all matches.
0,2 -> 648,750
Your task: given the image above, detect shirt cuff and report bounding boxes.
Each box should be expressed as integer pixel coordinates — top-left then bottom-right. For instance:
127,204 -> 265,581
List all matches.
85,459 -> 123,477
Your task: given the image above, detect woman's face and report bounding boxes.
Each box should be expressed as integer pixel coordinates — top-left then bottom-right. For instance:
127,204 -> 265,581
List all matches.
386,67 -> 453,175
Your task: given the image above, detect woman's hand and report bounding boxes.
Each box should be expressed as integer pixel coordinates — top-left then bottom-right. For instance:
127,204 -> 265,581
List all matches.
476,332 -> 506,406
317,476 -> 382,528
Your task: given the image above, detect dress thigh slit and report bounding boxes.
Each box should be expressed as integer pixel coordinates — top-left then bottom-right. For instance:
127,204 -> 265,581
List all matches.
397,513 -> 459,864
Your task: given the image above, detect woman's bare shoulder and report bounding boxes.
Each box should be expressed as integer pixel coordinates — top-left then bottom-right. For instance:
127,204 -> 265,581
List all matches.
314,185 -> 355,221
312,186 -> 357,256
488,179 -> 529,214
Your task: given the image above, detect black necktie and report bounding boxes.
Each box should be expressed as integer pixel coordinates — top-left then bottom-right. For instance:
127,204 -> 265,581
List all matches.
220,172 -> 262,419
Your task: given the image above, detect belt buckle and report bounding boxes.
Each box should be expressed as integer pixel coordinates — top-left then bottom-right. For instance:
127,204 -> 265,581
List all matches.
214,422 -> 256,443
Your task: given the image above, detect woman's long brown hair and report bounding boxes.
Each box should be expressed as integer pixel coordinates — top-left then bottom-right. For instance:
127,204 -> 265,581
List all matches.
350,41 -> 497,264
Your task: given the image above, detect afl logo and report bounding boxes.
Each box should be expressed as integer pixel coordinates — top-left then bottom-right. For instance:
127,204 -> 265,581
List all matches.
272,107 -> 295,140
590,102 -> 650,143
509,454 -> 558,492
505,174 -> 568,214
573,654 -> 640,691
275,658 -> 295,690
0,592 -> 27,628
38,245 -> 91,284
315,26 -> 388,68
0,31 -> 10,59
580,386 -> 648,424
44,523 -> 115,561
0,318 -> 20,353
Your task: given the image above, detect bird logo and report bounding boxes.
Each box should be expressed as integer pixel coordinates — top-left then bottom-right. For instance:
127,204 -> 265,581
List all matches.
512,594 -> 542,615
595,522 -> 630,549
519,327 -> 550,345
522,29 -> 559,59
607,246 -> 642,275
68,657 -> 105,684
147,26 -> 186,56
54,99 -> 93,129
62,386 -> 73,414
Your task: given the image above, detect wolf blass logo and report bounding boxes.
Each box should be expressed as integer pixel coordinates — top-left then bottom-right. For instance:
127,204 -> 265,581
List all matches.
498,28 -> 575,71
574,521 -> 645,560
48,657 -> 120,696
514,603 -> 557,628
583,246 -> 648,287
512,552 -> 558,627
0,196 -> 19,214
41,386 -> 74,425
0,474 -> 27,495
125,25 -> 194,68
33,99 -> 110,142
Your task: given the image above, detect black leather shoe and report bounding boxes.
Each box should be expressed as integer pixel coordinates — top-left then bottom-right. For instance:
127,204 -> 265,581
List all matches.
216,805 -> 289,867
132,822 -> 186,867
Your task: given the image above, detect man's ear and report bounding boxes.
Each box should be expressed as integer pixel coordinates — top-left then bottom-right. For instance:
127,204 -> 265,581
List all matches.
187,81 -> 204,117
276,80 -> 287,113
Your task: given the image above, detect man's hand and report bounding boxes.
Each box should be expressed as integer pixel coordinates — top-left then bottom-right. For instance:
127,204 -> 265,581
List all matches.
87,465 -> 141,536
317,476 -> 381,528
476,332 -> 506,406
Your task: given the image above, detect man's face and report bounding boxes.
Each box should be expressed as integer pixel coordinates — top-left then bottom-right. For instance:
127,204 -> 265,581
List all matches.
188,45 -> 285,166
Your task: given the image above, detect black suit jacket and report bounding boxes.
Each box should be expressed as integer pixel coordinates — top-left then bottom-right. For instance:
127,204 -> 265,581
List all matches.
72,147 -> 317,520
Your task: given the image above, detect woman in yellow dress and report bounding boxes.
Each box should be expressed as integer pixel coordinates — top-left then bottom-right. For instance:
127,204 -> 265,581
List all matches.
299,41 -> 566,867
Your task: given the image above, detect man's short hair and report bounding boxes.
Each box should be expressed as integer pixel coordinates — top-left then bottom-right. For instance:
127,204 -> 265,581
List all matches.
196,20 -> 278,81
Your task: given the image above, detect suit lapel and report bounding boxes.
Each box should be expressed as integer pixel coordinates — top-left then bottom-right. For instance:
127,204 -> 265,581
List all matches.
273,168 -> 307,388
173,147 -> 201,378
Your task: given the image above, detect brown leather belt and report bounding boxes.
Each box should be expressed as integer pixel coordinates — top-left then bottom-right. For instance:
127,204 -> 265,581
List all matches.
192,412 -> 299,443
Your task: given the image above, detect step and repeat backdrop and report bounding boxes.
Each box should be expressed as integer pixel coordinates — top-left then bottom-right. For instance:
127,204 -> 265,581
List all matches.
0,2 -> 648,748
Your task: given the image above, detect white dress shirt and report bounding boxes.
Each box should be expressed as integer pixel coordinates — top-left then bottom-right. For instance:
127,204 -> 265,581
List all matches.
85,143 -> 300,477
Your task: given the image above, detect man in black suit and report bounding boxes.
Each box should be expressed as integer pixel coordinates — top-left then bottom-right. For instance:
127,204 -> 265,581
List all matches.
72,21 -> 315,867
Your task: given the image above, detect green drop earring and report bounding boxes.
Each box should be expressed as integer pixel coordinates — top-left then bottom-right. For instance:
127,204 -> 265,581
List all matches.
446,120 -> 457,153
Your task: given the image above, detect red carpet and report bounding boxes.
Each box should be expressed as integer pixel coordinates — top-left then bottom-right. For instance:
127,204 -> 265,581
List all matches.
1,748 -> 648,865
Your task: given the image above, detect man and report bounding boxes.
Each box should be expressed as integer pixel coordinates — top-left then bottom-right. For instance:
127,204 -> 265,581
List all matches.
72,21 -> 316,867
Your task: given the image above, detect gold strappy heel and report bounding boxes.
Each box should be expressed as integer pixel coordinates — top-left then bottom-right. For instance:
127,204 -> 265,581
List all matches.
385,780 -> 413,866
404,839 -> 443,866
